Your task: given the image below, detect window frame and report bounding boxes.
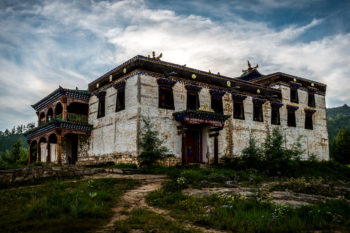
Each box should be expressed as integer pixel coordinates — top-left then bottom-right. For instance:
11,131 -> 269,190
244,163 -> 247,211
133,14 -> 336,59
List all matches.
287,105 -> 298,127
115,87 -> 125,112
290,88 -> 299,103
271,103 -> 282,125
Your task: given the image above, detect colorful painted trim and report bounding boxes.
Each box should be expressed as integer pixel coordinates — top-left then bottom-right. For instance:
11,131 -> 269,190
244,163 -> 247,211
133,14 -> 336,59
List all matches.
253,98 -> 267,105
173,110 -> 230,128
32,87 -> 90,111
24,119 -> 92,139
287,105 -> 299,111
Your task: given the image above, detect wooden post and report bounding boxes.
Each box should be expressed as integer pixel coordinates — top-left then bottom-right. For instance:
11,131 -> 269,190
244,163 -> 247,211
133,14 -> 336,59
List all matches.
47,142 -> 51,163
214,135 -> 218,165
62,102 -> 68,121
37,142 -> 41,162
182,132 -> 187,165
28,142 -> 32,165
57,134 -> 62,165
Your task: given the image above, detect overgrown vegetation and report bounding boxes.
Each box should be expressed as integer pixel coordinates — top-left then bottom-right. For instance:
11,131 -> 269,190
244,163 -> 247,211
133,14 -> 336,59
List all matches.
270,177 -> 350,199
331,127 -> 350,164
147,188 -> 350,232
114,208 -> 200,233
138,117 -> 172,167
0,178 -> 138,233
0,138 -> 28,170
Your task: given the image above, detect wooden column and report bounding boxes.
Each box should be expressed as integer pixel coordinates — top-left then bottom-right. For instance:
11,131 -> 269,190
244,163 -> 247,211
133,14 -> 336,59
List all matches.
37,142 -> 41,162
57,134 -> 62,165
28,142 -> 32,165
47,142 -> 51,163
214,135 -> 218,165
61,97 -> 68,121
182,132 -> 187,165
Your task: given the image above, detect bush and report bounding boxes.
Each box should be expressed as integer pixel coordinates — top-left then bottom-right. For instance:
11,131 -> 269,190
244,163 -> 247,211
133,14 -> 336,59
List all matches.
137,118 -> 172,167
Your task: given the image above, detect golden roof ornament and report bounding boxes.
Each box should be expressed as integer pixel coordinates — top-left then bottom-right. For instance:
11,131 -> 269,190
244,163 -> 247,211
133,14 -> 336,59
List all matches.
152,51 -> 162,60
242,60 -> 259,73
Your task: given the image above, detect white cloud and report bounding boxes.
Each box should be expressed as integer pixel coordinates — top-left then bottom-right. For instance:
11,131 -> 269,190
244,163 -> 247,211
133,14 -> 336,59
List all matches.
0,0 -> 349,130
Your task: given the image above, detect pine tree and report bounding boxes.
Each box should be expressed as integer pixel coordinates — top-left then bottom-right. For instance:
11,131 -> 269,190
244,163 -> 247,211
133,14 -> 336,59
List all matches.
332,127 -> 350,164
138,118 -> 170,167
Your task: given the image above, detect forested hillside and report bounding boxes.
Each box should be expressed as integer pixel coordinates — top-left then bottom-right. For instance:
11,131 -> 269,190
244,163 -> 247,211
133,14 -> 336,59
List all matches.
0,123 -> 35,152
327,104 -> 350,142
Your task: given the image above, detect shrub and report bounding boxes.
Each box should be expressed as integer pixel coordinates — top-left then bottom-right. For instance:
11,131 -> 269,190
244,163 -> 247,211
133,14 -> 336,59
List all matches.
137,118 -> 172,167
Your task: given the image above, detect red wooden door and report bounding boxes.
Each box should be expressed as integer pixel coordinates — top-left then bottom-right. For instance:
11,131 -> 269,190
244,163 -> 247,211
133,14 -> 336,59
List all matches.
186,129 -> 200,163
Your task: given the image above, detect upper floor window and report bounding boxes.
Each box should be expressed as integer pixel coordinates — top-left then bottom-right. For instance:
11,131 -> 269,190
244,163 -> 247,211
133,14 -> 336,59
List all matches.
185,85 -> 201,111
287,105 -> 298,127
116,88 -> 125,112
290,88 -> 298,103
97,91 -> 106,118
308,91 -> 316,108
210,90 -> 225,114
305,109 -> 315,130
157,78 -> 176,110
253,99 -> 265,122
232,94 -> 246,120
114,81 -> 126,112
271,103 -> 282,125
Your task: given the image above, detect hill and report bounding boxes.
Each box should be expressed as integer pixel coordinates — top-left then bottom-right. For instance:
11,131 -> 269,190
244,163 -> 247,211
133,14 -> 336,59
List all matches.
327,104 -> 350,142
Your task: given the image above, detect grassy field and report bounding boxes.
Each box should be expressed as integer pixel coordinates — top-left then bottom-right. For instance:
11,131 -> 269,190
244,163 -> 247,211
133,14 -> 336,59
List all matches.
146,181 -> 350,232
0,178 -> 138,233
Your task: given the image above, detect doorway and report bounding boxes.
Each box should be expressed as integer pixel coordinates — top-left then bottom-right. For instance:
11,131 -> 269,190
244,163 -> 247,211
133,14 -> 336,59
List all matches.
65,134 -> 78,164
185,128 -> 202,163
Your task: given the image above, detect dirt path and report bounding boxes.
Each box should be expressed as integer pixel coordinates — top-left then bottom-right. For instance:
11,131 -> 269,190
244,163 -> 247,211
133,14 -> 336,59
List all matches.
94,173 -> 227,233
95,173 -> 167,232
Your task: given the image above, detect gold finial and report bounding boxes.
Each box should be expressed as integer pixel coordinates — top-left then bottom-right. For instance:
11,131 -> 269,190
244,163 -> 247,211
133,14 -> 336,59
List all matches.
311,82 -> 314,87
123,68 -> 127,74
257,89 -> 261,94
242,60 -> 259,73
227,81 -> 231,87
96,83 -> 99,88
109,75 -> 113,82
192,74 -> 196,79
293,78 -> 297,82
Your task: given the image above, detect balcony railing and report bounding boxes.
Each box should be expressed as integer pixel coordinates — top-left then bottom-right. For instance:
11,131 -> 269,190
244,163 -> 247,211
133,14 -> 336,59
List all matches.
55,114 -> 63,120
67,113 -> 88,123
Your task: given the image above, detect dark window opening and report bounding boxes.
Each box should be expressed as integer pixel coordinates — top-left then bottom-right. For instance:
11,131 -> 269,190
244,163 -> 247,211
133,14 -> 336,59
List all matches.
233,101 -> 245,120
211,97 -> 223,114
287,111 -> 296,127
253,104 -> 263,122
97,98 -> 105,118
116,88 -> 125,112
290,88 -> 298,103
187,93 -> 200,110
271,107 -> 280,125
305,113 -> 313,130
308,93 -> 315,107
159,87 -> 174,110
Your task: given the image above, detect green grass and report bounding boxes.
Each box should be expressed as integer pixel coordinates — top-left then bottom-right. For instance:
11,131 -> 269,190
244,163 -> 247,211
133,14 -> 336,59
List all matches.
0,178 -> 139,233
114,208 -> 201,233
147,188 -> 350,232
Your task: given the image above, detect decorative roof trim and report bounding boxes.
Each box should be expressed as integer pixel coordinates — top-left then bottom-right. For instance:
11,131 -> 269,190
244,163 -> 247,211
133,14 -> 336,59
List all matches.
24,120 -> 92,140
31,87 -> 90,111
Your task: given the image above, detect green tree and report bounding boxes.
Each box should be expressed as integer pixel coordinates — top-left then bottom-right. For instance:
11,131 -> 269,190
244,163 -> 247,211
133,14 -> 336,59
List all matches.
138,118 -> 171,167
332,127 -> 350,164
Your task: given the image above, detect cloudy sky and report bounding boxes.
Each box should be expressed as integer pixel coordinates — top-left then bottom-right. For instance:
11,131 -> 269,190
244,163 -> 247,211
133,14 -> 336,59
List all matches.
0,0 -> 349,131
